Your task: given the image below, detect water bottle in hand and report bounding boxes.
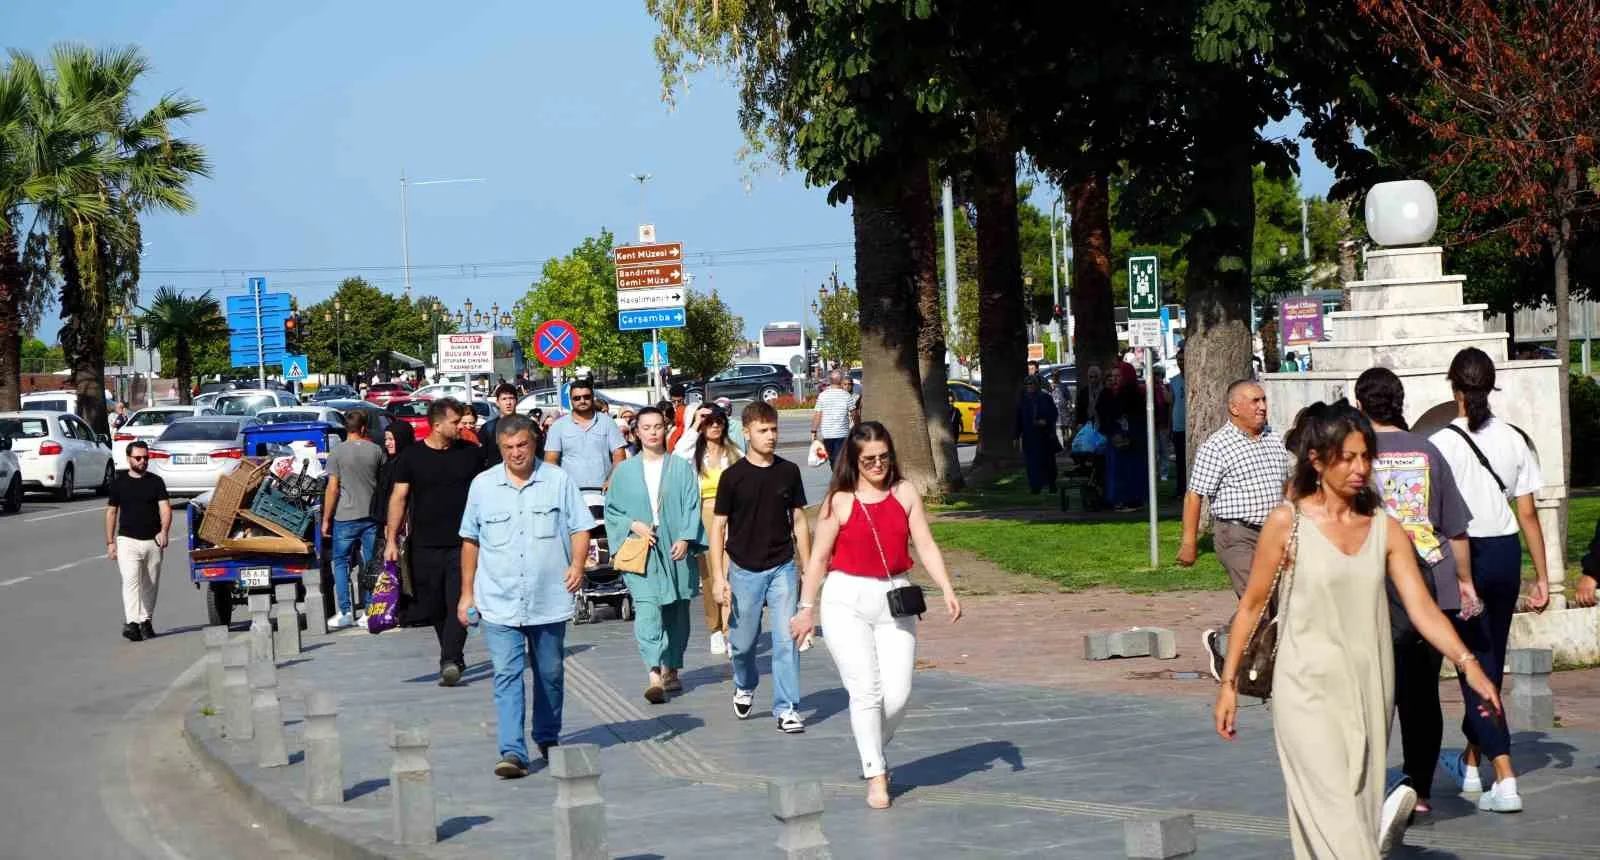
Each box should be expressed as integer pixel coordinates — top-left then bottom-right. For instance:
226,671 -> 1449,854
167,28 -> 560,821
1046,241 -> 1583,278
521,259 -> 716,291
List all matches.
466,606 -> 480,628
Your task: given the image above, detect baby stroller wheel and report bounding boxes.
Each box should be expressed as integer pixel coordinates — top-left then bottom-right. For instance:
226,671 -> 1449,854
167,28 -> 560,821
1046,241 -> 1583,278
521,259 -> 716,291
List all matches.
575,598 -> 593,625
620,596 -> 635,621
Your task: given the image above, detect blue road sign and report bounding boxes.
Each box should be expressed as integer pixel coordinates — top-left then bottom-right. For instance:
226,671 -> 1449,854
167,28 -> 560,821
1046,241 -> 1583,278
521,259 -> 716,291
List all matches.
226,293 -> 291,317
231,347 -> 285,367
247,276 -> 267,298
559,381 -> 572,411
230,330 -> 288,352
282,354 -> 309,381
642,340 -> 670,367
618,307 -> 686,332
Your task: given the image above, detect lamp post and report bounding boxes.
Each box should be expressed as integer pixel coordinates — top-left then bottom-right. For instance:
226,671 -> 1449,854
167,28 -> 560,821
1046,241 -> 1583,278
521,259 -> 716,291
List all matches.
400,172 -> 486,297
120,305 -> 136,405
323,299 -> 349,383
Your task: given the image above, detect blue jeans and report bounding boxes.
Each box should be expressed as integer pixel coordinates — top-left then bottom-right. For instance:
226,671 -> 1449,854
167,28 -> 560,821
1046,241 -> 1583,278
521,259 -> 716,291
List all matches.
726,559 -> 801,718
483,620 -> 567,761
330,518 -> 378,615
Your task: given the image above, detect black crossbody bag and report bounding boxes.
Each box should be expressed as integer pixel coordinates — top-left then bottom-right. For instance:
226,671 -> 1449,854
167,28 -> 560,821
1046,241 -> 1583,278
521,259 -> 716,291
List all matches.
855,492 -> 927,618
1444,423 -> 1536,496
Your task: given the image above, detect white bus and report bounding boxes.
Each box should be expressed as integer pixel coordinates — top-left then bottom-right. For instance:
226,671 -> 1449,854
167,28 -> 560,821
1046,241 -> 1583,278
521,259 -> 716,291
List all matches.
758,321 -> 806,373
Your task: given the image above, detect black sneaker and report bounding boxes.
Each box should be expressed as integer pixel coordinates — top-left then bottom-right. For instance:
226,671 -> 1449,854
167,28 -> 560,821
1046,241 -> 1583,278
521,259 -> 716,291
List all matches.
439,663 -> 463,687
537,741 -> 558,762
777,710 -> 805,734
732,688 -> 754,719
122,622 -> 144,642
140,621 -> 157,639
1201,629 -> 1225,683
494,753 -> 530,779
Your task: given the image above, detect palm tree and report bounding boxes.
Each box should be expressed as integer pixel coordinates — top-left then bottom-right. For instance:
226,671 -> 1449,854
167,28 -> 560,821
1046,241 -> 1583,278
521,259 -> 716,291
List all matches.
0,63 -> 29,410
142,286 -> 225,404
10,45 -> 207,432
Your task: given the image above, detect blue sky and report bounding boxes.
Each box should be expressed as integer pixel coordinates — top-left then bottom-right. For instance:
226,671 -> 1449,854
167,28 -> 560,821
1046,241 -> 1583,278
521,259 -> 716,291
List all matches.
7,1 -> 1333,344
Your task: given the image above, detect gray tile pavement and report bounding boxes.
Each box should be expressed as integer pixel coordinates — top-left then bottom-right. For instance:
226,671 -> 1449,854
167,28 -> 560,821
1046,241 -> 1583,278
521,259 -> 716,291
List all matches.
189,610 -> 1600,859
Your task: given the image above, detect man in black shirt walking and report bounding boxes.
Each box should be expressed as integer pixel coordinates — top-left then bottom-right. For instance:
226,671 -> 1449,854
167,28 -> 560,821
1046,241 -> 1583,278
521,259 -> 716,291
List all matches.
105,441 -> 171,642
711,401 -> 812,733
385,399 -> 484,686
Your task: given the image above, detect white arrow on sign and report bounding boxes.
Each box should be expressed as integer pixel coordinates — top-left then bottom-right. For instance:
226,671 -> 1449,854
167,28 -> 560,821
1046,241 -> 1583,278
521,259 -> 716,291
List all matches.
616,286 -> 687,311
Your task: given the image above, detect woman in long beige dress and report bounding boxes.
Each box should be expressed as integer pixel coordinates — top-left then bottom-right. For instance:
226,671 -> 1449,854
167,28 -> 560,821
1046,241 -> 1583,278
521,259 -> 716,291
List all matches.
1214,401 -> 1501,859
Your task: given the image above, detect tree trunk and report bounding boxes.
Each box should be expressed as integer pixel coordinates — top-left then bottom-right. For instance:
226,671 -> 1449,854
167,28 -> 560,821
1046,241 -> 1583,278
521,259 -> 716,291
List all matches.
1182,123 -> 1257,468
854,164 -> 938,495
1555,157 -> 1578,490
58,222 -> 111,435
176,338 -> 193,405
971,112 -> 1028,472
1069,174 -> 1118,376
0,223 -> 23,411
1260,316 -> 1280,371
908,164 -> 962,491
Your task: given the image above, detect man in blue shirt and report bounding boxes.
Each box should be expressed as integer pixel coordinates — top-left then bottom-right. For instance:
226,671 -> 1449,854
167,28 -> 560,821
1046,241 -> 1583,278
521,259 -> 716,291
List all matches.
544,378 -> 627,489
459,414 -> 593,779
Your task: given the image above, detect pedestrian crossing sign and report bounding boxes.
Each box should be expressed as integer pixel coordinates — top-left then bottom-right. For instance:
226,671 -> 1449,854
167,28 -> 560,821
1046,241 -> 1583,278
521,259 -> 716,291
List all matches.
282,354 -> 309,381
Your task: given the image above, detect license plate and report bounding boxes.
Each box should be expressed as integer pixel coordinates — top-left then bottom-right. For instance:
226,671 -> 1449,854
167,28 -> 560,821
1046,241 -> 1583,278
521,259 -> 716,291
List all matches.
175,454 -> 208,465
240,567 -> 270,589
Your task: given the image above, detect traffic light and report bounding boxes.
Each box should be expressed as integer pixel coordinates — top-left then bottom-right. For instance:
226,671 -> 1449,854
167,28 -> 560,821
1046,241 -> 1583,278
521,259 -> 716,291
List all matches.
284,313 -> 299,351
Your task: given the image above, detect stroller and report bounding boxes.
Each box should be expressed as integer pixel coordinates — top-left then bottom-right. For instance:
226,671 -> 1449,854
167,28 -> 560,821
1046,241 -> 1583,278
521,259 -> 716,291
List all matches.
573,487 -> 634,624
1063,424 -> 1109,512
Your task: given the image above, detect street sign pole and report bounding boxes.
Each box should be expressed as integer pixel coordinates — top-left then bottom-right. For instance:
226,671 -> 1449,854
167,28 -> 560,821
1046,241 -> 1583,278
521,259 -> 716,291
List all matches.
650,328 -> 661,404
252,281 -> 266,389
1128,254 -> 1161,570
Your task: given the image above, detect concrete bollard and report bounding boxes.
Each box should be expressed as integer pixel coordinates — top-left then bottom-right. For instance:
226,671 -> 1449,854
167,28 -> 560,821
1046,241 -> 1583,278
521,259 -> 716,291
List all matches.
203,625 -> 230,710
1084,628 -> 1177,661
390,724 -> 437,845
1505,648 -> 1555,729
302,570 -> 327,636
249,659 -> 289,768
222,641 -> 253,741
1125,814 -> 1196,858
769,780 -> 831,860
304,690 -> 343,806
248,593 -> 274,664
550,744 -> 608,860
273,584 -> 301,658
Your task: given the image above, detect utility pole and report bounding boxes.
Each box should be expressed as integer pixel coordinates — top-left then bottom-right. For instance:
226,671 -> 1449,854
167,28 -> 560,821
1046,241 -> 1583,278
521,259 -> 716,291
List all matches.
941,179 -> 960,379
400,170 -> 412,296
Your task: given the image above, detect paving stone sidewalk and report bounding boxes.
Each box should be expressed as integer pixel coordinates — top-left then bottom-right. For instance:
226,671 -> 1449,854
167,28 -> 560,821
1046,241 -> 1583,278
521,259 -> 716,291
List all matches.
188,606 -> 1600,859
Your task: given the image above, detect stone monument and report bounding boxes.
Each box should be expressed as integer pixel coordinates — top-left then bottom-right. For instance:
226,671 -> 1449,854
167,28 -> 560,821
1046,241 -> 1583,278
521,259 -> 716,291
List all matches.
1260,180 -> 1598,663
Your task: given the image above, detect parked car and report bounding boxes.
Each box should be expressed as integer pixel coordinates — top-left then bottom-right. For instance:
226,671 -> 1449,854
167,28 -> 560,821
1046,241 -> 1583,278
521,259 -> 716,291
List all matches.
317,399 -> 392,440
307,383 -> 357,402
215,389 -> 300,417
385,397 -> 433,436
363,381 -> 413,406
516,387 -> 564,416
0,410 -> 114,500
411,382 -> 470,402
21,390 -> 112,414
194,391 -> 224,411
112,405 -> 212,471
947,381 -> 982,443
147,416 -> 262,497
0,432 -> 21,513
686,363 -> 795,404
255,406 -> 345,428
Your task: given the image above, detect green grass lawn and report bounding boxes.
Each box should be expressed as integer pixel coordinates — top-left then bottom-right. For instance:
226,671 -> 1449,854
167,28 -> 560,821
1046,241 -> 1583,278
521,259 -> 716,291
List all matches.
934,469 -> 1183,513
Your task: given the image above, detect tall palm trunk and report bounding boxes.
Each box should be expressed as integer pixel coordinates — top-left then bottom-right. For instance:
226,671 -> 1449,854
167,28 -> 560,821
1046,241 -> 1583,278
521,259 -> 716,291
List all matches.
0,222 -> 23,411
908,163 -> 961,491
971,112 -> 1027,470
58,221 -> 111,434
175,337 -> 194,405
854,162 -> 938,495
1069,174 -> 1117,376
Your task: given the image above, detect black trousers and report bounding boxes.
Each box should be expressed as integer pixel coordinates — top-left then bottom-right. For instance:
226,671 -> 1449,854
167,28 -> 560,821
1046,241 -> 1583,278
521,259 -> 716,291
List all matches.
1455,534 -> 1522,760
1393,629 -> 1447,800
410,544 -> 467,668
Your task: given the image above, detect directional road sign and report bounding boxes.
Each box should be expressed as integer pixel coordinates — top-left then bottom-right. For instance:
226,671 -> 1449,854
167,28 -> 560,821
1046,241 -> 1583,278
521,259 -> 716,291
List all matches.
616,286 -> 686,311
226,294 -> 291,317
616,262 -> 683,290
618,307 -> 686,332
642,340 -> 670,368
614,242 -> 683,267
534,319 -> 581,368
282,354 -> 309,381
1128,254 -> 1161,318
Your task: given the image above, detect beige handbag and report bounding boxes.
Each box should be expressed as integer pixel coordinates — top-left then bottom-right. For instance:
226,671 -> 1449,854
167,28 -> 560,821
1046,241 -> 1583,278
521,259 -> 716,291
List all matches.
613,535 -> 650,575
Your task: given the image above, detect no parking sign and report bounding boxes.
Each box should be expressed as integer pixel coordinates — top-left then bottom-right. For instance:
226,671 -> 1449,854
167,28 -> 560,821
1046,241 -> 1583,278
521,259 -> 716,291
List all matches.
534,320 -> 581,368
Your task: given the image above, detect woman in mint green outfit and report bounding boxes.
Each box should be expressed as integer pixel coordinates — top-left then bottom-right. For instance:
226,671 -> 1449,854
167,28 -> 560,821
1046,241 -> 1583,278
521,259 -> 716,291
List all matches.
605,406 -> 706,704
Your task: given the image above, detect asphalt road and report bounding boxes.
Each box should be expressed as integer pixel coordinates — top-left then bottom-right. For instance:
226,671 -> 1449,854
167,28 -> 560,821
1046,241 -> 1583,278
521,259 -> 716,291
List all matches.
0,493 -> 307,859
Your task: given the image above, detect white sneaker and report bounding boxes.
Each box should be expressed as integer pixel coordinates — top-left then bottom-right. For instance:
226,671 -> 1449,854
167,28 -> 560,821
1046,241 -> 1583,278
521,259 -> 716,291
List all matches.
1378,784 -> 1417,855
732,689 -> 754,719
1441,750 -> 1483,794
327,612 -> 352,630
709,631 -> 728,655
1477,783 -> 1523,813
777,710 -> 805,734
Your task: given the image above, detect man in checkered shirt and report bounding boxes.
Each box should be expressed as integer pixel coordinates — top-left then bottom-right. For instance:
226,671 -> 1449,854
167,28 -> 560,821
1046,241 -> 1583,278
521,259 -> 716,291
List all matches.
1176,379 -> 1290,681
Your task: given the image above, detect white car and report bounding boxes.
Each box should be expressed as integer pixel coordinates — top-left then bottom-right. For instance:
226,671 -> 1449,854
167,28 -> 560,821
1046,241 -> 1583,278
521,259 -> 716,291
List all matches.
515,388 -> 565,417
0,433 -> 21,513
0,411 -> 115,501
256,405 -> 345,427
411,383 -> 472,402
214,389 -> 301,417
112,406 -> 211,471
20,390 -> 111,414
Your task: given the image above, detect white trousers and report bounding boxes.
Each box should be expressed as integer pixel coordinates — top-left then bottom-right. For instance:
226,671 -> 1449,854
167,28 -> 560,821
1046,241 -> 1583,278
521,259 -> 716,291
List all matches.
116,537 -> 163,624
820,571 -> 917,778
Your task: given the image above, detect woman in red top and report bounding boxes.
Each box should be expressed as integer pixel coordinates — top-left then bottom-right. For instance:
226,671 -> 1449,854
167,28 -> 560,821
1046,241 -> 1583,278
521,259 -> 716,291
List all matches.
790,421 -> 961,810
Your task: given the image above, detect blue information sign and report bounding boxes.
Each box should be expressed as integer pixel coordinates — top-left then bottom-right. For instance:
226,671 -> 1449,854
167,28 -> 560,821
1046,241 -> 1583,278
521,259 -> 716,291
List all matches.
641,340 -> 670,367
618,307 -> 686,332
281,354 -> 309,381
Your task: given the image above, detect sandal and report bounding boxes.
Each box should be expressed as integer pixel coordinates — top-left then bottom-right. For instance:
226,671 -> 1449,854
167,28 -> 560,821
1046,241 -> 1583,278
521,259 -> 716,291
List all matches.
663,671 -> 682,693
644,670 -> 667,704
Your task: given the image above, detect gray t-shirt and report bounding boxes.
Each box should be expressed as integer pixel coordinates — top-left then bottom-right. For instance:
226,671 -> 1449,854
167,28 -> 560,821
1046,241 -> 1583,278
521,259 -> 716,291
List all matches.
1374,430 -> 1470,612
326,438 -> 384,522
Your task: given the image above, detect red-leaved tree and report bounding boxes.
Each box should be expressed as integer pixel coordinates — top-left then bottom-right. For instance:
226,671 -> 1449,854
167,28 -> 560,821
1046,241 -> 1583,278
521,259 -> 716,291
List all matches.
1359,0 -> 1600,485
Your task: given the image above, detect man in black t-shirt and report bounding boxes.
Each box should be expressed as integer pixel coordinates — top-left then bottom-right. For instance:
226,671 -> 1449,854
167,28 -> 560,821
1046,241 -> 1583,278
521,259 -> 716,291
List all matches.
105,441 -> 171,642
385,398 -> 484,685
711,401 -> 811,733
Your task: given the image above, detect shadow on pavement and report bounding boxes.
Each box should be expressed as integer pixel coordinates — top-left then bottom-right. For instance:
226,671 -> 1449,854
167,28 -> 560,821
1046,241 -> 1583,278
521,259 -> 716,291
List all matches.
891,740 -> 1025,798
563,714 -> 706,749
802,686 -> 850,727
345,777 -> 388,802
439,815 -> 494,840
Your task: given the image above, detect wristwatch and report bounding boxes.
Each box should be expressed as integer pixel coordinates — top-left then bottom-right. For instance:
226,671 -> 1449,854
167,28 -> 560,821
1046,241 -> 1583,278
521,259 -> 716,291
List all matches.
798,601 -> 815,610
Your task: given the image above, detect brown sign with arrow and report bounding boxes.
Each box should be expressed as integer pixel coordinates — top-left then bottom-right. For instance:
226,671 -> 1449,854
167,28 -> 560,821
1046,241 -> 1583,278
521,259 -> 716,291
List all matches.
616,262 -> 684,290
614,242 -> 683,267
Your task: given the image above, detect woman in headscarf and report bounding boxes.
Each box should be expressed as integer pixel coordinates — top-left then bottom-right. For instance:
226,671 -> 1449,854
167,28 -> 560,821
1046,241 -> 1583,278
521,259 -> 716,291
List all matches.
1097,361 -> 1148,511
371,420 -> 417,617
1015,375 -> 1059,493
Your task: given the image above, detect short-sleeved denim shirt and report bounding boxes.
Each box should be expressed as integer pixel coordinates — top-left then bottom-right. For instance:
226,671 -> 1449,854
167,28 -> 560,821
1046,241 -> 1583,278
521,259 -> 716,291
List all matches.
459,462 -> 593,627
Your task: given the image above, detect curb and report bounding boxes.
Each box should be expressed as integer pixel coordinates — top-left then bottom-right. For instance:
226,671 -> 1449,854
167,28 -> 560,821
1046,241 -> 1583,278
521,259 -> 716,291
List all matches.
181,697 -> 427,860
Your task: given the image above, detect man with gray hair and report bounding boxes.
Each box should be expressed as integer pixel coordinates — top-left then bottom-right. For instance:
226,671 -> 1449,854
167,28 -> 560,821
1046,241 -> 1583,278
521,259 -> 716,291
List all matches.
1176,379 -> 1290,682
459,413 -> 592,778
810,369 -> 857,463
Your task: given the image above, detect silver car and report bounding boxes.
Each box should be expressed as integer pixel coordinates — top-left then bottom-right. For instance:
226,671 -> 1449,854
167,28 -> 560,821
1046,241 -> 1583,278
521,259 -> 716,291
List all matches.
255,405 -> 344,427
148,416 -> 261,496
214,389 -> 299,417
112,405 -> 212,471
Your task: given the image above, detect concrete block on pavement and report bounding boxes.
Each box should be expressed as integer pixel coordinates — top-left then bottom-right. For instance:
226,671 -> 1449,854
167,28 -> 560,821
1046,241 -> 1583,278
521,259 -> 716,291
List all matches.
1507,648 -> 1554,675
248,659 -> 289,768
1140,627 -> 1178,659
222,641 -> 252,741
202,625 -> 229,710
301,570 -> 326,636
550,743 -> 607,860
769,779 -> 831,860
1124,813 -> 1196,858
1506,647 -> 1555,729
390,723 -> 437,845
304,690 -> 343,806
272,585 -> 301,658
248,594 -> 274,664
1085,628 -> 1176,660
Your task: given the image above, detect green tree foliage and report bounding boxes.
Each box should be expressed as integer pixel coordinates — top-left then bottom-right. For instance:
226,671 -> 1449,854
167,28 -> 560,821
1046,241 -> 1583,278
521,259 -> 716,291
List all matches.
20,337 -> 62,373
141,286 -> 227,404
814,282 -> 860,369
661,289 -> 743,380
513,230 -> 647,381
